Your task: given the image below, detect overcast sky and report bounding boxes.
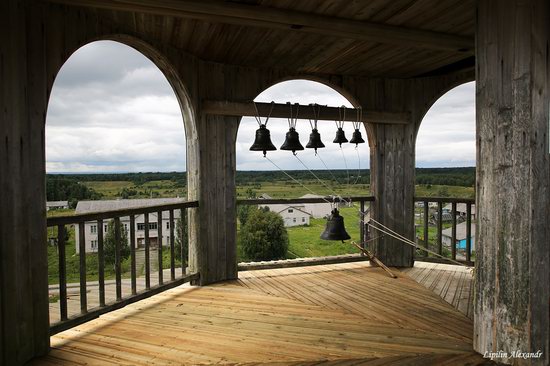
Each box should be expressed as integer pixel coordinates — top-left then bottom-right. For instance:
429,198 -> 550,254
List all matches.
46,41 -> 475,173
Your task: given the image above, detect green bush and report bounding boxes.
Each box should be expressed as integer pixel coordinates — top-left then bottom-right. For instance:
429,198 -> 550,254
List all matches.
240,209 -> 288,261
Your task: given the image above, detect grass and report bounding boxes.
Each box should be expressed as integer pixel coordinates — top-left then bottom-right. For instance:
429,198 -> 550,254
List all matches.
285,206 -> 362,258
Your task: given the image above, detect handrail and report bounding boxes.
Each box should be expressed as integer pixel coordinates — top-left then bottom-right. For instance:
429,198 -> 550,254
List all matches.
237,196 -> 374,205
414,196 -> 475,204
47,200 -> 199,226
47,199 -> 200,334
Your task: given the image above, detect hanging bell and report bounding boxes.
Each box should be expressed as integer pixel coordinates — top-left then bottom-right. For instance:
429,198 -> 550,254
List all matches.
349,129 -> 365,146
333,127 -> 348,146
305,128 -> 325,152
280,127 -> 304,153
250,124 -> 277,156
320,208 -> 351,242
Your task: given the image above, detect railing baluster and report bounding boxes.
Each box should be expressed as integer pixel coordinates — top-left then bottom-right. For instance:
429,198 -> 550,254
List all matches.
184,208 -> 187,276
437,202 -> 443,255
157,210 -> 163,285
57,224 -> 68,321
451,202 -> 457,260
114,217 -> 122,301
169,209 -> 175,280
423,201 -> 429,256
130,215 -> 136,295
360,199 -> 365,249
145,213 -> 150,289
97,219 -> 105,307
466,203 -> 472,262
78,222 -> 87,314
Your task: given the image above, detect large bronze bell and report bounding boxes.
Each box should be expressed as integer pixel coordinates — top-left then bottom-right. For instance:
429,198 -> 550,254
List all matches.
280,127 -> 304,153
305,128 -> 325,152
349,129 -> 365,146
333,127 -> 348,146
250,124 -> 276,156
320,208 -> 351,242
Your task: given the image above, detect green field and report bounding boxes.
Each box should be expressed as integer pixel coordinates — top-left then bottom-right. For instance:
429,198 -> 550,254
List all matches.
80,179 -> 474,201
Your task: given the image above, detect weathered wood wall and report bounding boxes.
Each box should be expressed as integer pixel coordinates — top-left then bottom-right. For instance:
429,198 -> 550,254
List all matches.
475,0 -> 549,364
0,1 -> 50,364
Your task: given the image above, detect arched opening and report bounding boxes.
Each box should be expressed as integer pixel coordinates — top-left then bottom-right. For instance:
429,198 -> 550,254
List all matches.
414,81 -> 476,263
235,79 -> 370,262
45,40 -> 190,321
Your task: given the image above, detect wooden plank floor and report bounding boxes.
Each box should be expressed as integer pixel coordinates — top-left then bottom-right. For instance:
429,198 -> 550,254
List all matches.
401,262 -> 474,318
34,262 -> 491,365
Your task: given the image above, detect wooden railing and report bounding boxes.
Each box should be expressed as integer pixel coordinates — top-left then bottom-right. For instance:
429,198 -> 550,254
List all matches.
414,197 -> 475,265
47,200 -> 199,335
237,196 -> 375,247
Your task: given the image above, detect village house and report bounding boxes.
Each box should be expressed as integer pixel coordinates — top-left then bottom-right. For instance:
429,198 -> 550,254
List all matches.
46,201 -> 69,211
442,221 -> 476,253
75,198 -> 183,253
443,203 -> 476,221
258,193 -> 342,227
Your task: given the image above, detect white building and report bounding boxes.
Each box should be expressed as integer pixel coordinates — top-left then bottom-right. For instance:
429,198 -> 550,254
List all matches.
441,221 -> 476,252
46,201 -> 69,210
75,198 -> 184,253
298,194 -> 334,218
276,206 -> 312,227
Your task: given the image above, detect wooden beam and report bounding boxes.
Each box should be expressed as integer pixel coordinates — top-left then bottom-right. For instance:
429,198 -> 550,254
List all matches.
202,101 -> 410,125
45,0 -> 474,53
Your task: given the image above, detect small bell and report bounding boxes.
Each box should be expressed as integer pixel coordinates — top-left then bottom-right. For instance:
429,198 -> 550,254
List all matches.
333,127 -> 348,146
280,127 -> 304,154
305,128 -> 325,153
320,208 -> 351,242
250,124 -> 276,156
349,129 -> 365,146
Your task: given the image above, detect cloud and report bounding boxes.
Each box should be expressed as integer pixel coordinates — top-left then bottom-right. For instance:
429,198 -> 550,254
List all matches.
416,82 -> 475,167
46,41 -> 475,173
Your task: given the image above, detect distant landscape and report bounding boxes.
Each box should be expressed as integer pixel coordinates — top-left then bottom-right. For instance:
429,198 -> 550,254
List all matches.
45,167 -> 475,281
46,167 -> 475,203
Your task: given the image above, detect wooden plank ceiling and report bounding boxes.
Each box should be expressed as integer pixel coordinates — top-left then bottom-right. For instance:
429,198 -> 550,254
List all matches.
50,0 -> 475,79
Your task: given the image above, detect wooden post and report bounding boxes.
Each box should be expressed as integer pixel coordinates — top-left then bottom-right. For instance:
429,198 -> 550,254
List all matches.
187,112 -> 239,284
369,122 -> 416,267
0,3 -> 51,363
475,1 -> 549,364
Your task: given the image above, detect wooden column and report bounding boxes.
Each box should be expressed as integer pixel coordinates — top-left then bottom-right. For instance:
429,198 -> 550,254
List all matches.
0,1 -> 50,364
475,0 -> 549,364
369,122 -> 416,267
187,113 -> 239,284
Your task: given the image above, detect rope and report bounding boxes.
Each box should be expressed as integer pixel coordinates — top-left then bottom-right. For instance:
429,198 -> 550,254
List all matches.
264,156 -> 335,207
293,154 -> 351,206
253,101 -> 275,127
367,218 -> 471,268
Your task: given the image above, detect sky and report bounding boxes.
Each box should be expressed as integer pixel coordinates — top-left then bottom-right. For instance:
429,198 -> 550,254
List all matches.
46,41 -> 475,173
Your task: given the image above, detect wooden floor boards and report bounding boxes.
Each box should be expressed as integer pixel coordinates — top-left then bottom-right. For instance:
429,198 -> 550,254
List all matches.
34,262 -> 488,365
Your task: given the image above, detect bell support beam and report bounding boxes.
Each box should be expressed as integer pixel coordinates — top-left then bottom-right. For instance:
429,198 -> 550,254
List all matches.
202,100 -> 410,125
44,0 -> 473,53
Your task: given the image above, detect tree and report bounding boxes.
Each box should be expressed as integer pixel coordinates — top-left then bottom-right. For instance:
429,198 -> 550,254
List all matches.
238,205 -> 255,227
174,211 -> 188,264
104,220 -> 130,269
240,209 -> 288,261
